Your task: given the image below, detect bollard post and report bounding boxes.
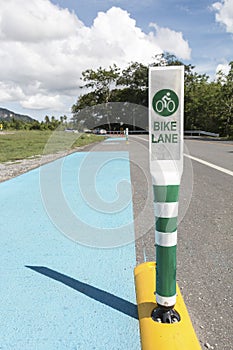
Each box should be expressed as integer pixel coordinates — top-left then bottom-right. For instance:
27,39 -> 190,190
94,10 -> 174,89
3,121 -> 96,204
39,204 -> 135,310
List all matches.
126,127 -> 129,143
149,66 -> 184,318
153,184 -> 180,321
134,66 -> 201,349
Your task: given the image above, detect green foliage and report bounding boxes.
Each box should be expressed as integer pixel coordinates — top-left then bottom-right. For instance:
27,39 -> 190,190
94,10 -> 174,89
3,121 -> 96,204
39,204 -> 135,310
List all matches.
218,62 -> 233,137
0,114 -> 70,132
81,64 -> 120,103
117,62 -> 148,90
72,55 -> 233,137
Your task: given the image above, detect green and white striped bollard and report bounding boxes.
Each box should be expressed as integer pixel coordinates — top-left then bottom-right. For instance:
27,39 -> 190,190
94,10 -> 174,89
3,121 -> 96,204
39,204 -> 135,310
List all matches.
149,66 -> 184,320
154,184 -> 179,308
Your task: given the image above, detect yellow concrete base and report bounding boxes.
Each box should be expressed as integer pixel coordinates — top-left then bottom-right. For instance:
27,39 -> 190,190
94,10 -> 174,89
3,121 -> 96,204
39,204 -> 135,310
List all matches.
134,262 -> 201,350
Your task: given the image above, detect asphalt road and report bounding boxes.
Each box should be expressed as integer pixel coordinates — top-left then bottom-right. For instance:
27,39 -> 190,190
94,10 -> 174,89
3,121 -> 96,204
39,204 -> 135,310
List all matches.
185,138 -> 233,172
179,138 -> 232,350
127,135 -> 233,350
97,135 -> 233,350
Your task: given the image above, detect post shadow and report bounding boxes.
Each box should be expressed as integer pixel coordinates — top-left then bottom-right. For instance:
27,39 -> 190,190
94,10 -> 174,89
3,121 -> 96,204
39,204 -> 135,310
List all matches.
25,265 -> 138,320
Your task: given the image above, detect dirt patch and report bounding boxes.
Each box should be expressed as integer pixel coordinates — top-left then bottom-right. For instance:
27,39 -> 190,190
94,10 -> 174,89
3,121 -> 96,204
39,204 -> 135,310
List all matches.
0,146 -> 88,183
0,131 -> 15,135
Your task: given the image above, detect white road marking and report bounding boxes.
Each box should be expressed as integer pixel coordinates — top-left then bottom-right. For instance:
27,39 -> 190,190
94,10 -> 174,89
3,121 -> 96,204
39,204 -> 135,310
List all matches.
131,135 -> 233,177
184,154 -> 233,177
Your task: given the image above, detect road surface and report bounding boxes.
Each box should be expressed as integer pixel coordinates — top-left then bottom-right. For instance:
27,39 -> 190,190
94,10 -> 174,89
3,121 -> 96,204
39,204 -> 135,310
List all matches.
130,135 -> 233,350
0,135 -> 232,349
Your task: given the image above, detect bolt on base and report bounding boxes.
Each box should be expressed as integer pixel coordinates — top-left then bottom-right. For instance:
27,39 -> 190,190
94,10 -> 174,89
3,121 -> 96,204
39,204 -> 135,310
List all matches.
151,306 -> 180,324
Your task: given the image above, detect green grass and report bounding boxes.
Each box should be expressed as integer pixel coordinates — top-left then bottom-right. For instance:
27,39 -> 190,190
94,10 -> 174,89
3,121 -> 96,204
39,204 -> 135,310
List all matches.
0,130 -> 105,162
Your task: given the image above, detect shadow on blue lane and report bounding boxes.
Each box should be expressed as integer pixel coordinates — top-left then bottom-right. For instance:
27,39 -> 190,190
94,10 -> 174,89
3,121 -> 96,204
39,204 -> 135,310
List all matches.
26,266 -> 138,320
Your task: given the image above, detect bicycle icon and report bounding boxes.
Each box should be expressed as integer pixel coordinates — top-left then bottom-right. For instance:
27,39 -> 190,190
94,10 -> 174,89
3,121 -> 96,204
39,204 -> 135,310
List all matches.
155,92 -> 176,114
152,89 -> 179,117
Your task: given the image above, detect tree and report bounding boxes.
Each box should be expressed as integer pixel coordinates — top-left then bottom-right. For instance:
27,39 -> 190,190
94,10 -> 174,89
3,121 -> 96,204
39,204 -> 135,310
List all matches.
44,115 -> 50,124
81,64 -> 120,104
115,62 -> 148,107
219,62 -> 233,137
72,64 -> 121,130
117,62 -> 148,90
184,65 -> 210,130
72,56 -> 233,137
151,52 -> 184,67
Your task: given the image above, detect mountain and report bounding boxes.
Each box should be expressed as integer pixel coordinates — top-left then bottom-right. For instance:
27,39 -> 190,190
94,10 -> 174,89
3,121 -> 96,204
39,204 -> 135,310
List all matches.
0,107 -> 36,123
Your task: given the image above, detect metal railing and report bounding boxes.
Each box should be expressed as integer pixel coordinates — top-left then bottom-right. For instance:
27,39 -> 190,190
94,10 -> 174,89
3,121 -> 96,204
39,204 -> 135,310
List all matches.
107,130 -> 148,135
184,130 -> 219,137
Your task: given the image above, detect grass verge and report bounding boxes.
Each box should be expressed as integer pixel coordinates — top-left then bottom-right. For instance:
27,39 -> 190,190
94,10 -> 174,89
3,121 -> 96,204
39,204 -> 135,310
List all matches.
0,130 -> 105,162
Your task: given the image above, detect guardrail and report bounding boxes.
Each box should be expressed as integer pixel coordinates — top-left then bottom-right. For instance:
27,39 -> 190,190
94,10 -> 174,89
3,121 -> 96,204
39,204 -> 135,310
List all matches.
83,129 -> 219,137
184,130 -> 219,137
107,130 -> 149,135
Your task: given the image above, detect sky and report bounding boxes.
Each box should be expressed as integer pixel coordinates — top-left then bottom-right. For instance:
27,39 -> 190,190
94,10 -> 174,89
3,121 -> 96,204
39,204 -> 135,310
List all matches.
0,0 -> 232,121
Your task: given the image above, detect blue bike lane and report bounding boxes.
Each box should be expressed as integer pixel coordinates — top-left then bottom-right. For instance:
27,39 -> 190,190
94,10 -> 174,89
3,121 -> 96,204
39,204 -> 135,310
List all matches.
0,148 -> 141,349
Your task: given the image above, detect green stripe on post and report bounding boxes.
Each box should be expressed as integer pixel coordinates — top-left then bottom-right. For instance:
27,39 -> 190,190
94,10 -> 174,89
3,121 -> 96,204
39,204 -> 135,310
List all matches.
153,185 -> 179,203
154,185 -> 180,307
156,217 -> 177,233
156,245 -> 176,297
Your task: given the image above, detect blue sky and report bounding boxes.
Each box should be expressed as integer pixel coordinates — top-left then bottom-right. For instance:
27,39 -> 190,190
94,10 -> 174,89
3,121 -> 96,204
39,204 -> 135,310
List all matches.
49,0 -> 232,75
0,0 -> 232,120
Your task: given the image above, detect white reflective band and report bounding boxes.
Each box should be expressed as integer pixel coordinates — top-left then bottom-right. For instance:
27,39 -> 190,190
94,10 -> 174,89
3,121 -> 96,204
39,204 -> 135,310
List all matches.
154,202 -> 179,218
156,294 -> 176,307
151,169 -> 181,186
156,231 -> 177,247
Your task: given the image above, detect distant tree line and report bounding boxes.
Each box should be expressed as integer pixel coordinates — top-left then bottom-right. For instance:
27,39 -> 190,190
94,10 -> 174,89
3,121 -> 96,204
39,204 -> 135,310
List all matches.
1,53 -> 232,137
72,53 -> 233,138
0,115 -> 69,131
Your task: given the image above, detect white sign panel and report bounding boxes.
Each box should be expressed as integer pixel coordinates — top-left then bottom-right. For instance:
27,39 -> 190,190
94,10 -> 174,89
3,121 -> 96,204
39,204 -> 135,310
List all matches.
149,66 -> 184,184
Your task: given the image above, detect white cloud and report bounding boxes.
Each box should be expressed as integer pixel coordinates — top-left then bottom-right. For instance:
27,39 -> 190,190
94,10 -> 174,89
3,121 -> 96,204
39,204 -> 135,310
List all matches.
21,94 -> 65,110
0,1 -> 191,116
0,82 -> 25,102
0,0 -> 82,42
216,62 -> 230,75
212,0 -> 233,33
149,23 -> 191,60
88,7 -> 164,66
